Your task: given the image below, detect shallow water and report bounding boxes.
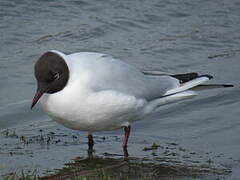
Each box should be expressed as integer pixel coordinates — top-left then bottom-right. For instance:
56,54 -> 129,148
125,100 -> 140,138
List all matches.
1,0 -> 240,179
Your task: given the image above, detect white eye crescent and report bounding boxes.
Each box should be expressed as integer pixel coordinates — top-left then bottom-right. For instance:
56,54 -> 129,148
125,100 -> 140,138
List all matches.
54,73 -> 60,80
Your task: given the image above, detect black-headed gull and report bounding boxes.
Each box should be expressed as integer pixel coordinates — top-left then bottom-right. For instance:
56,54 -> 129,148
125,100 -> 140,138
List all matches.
31,50 -> 233,156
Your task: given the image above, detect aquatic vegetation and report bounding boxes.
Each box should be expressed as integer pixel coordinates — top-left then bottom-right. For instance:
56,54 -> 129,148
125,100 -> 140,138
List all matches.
3,170 -> 39,180
143,143 -> 161,151
2,157 -> 231,180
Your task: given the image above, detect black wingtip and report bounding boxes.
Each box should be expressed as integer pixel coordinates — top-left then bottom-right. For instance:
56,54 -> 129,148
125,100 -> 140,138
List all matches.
223,84 -> 234,87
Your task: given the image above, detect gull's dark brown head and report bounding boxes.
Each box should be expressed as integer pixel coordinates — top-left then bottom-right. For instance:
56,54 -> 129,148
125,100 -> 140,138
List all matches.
31,51 -> 69,109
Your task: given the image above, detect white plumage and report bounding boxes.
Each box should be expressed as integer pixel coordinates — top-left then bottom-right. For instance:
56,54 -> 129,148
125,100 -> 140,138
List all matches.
39,50 -> 207,132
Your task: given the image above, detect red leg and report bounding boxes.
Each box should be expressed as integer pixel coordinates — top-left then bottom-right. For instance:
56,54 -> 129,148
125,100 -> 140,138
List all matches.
88,134 -> 94,150
122,126 -> 131,157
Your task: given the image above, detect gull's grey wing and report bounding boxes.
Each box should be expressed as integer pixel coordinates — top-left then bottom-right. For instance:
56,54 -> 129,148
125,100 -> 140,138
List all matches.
142,70 -> 172,76
67,53 -> 180,101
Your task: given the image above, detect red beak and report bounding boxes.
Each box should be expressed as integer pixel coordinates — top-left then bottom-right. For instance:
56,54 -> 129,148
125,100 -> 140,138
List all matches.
31,90 -> 44,109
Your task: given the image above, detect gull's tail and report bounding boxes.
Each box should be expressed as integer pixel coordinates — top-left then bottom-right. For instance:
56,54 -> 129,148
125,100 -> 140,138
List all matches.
168,72 -> 233,94
145,72 -> 233,112
165,73 -> 214,95
142,71 -> 233,94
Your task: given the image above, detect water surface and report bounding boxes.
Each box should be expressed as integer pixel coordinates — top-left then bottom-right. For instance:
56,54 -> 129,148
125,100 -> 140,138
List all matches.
1,0 -> 240,179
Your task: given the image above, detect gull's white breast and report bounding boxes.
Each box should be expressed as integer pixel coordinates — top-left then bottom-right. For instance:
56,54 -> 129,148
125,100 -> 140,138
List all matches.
40,86 -> 148,131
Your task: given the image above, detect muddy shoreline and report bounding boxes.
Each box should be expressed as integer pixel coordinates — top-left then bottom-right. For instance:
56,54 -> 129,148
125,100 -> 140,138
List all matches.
0,123 -> 232,179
